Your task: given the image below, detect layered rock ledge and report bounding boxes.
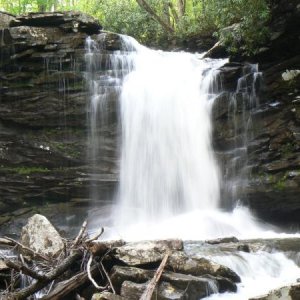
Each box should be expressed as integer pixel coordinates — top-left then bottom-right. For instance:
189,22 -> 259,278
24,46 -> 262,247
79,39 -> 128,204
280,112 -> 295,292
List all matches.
0,12 -> 119,216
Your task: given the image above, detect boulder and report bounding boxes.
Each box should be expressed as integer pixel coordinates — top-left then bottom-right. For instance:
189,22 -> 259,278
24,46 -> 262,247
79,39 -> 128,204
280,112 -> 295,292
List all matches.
21,214 -> 64,257
205,236 -> 239,245
111,266 -> 231,300
92,292 -> 126,300
0,12 -> 15,29
114,240 -> 183,266
249,282 -> 300,300
168,251 -> 241,283
10,12 -> 102,34
120,280 -> 212,300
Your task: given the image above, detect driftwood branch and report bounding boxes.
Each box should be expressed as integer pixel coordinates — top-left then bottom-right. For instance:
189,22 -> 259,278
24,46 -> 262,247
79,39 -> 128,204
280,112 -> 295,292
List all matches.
0,238 -> 15,247
0,225 -> 113,299
41,264 -> 99,300
7,250 -> 82,300
87,255 -> 107,290
140,252 -> 169,300
85,227 -> 104,244
73,220 -> 88,247
3,237 -> 50,262
4,259 -> 47,281
100,261 -> 116,294
88,240 -> 125,257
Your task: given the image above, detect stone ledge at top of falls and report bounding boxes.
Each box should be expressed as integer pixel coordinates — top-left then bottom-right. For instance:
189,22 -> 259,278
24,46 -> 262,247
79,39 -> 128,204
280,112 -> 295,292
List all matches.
1,11 -> 102,34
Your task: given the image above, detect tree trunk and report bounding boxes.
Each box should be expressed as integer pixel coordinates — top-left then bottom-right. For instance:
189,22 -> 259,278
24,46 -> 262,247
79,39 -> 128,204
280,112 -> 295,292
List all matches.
136,0 -> 174,33
177,0 -> 186,17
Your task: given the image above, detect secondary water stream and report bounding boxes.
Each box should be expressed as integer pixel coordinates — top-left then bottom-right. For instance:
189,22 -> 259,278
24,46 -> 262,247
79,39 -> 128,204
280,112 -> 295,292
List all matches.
86,34 -> 300,299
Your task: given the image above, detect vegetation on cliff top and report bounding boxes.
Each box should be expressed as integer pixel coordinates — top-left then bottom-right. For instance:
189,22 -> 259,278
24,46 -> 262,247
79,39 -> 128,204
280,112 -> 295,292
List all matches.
0,0 -> 270,54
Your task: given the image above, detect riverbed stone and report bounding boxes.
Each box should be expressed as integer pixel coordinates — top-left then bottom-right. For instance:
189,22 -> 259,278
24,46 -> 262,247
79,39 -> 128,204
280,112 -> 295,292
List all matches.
91,292 -> 126,300
21,213 -> 64,257
110,264 -> 237,296
112,267 -> 219,300
120,280 -> 208,300
249,282 -> 300,300
168,251 -> 241,283
114,240 -> 183,265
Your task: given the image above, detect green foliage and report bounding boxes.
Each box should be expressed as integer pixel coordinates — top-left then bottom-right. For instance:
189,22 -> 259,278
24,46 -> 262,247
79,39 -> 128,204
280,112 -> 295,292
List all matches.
0,0 -> 271,54
93,0 -> 165,46
210,0 -> 271,55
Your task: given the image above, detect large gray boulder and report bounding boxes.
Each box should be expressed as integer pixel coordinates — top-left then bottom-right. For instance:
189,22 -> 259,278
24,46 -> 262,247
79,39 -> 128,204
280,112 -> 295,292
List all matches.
114,239 -> 183,265
21,214 -> 64,257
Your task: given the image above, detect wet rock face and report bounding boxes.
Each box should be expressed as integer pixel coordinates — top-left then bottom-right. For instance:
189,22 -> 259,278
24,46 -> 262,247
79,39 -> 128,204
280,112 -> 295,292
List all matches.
0,12 -> 118,216
212,64 -> 300,223
210,0 -> 300,224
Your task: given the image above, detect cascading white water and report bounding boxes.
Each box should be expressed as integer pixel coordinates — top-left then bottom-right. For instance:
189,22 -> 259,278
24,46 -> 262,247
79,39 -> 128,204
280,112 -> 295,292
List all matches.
86,34 -> 300,299
115,39 -> 222,226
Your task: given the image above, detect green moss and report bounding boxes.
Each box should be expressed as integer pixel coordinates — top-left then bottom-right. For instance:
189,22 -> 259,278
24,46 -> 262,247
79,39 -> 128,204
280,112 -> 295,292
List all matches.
274,179 -> 286,191
2,166 -> 50,175
54,142 -> 81,158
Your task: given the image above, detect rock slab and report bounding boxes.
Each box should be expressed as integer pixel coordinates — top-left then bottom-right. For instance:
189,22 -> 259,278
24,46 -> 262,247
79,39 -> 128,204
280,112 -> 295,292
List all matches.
21,213 -> 64,257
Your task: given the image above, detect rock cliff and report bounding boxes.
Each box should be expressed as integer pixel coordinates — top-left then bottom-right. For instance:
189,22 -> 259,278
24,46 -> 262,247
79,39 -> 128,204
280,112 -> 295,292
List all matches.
0,4 -> 299,227
0,11 -> 118,218
211,0 -> 300,224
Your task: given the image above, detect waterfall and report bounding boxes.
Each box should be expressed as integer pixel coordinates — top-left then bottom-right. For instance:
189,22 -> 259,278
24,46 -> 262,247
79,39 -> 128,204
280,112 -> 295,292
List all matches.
86,34 -> 278,240
85,33 -> 300,300
117,41 -> 223,225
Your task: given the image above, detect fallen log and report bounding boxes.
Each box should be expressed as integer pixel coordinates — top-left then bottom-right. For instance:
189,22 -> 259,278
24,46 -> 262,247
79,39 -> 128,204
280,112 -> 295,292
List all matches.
140,252 -> 169,300
42,263 -> 100,300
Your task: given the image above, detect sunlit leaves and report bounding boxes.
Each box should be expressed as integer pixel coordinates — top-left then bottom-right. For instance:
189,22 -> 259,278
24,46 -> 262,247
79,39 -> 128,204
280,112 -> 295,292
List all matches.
0,0 -> 270,54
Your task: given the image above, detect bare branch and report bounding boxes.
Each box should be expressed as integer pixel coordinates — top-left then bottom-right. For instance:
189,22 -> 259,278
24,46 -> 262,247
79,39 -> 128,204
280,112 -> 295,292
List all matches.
100,261 -> 116,294
73,220 -> 88,247
87,255 -> 107,290
7,250 -> 82,300
85,227 -> 104,244
4,259 -> 47,281
140,252 -> 169,300
3,236 -> 50,262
